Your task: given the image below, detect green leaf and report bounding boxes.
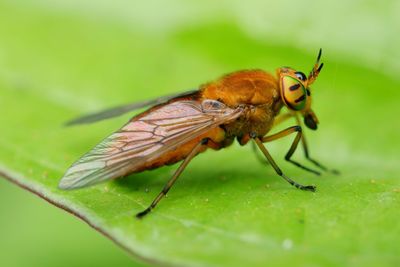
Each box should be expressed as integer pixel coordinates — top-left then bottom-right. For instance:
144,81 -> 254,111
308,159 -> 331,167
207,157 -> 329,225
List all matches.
1,1 -> 399,267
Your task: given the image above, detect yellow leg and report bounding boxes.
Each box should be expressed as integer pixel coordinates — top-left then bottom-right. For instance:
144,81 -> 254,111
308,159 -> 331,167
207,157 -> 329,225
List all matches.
259,111 -> 339,175
272,112 -> 295,127
252,112 -> 295,165
252,134 -> 315,192
262,126 -> 321,175
136,138 -> 208,219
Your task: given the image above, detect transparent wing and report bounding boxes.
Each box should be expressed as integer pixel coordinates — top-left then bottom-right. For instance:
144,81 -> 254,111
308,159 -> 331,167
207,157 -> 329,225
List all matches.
59,99 -> 243,190
65,89 -> 198,126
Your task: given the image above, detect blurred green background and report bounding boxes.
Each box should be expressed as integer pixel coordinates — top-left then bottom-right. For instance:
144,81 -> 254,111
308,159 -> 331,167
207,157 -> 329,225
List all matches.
0,1 -> 399,267
0,178 -> 148,267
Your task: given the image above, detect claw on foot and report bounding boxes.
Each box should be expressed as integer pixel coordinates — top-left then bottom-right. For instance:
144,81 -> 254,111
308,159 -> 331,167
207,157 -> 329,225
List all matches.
136,208 -> 151,219
300,185 -> 316,192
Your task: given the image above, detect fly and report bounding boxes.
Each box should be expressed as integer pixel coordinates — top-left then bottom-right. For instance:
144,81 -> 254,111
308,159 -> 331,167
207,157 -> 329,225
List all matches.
59,49 -> 338,218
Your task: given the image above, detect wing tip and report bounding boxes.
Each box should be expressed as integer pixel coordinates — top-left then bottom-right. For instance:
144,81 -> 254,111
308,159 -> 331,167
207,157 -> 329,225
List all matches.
58,170 -> 88,190
58,177 -> 80,190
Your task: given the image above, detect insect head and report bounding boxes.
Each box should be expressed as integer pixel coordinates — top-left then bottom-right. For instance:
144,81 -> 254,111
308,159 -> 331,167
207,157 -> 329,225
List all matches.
278,49 -> 324,130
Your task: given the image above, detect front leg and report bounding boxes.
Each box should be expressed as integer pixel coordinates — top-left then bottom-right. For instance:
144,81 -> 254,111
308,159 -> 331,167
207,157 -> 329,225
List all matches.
252,112 -> 293,165
293,113 -> 340,175
251,132 -> 316,192
254,111 -> 339,174
262,126 -> 321,175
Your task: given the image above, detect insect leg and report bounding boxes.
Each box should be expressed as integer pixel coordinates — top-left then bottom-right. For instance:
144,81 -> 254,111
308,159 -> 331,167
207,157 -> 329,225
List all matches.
252,141 -> 269,165
293,114 -> 340,175
252,136 -> 316,192
273,112 -> 294,127
136,138 -> 208,219
262,126 -> 321,175
253,112 -> 294,165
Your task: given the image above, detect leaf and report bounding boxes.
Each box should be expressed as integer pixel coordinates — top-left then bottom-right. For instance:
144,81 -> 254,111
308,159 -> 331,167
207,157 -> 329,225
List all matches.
1,1 -> 399,267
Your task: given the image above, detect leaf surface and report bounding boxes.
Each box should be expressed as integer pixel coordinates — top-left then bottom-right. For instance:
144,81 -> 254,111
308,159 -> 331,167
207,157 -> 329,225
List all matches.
0,1 -> 399,267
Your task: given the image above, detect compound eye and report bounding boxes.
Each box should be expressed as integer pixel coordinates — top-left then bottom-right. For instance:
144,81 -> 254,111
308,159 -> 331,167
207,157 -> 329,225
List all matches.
281,76 -> 307,111
295,71 -> 306,81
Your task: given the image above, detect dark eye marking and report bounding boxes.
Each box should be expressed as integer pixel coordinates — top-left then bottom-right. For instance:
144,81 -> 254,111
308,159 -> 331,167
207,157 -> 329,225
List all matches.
306,89 -> 311,96
289,83 -> 301,91
295,71 -> 307,81
294,94 -> 306,103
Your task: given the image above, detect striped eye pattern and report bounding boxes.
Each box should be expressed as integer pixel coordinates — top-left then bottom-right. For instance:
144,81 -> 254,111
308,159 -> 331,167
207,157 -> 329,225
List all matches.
280,75 -> 307,110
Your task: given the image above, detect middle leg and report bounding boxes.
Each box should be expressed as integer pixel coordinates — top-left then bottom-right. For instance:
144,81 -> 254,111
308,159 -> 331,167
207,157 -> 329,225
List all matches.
262,126 -> 321,175
252,133 -> 316,191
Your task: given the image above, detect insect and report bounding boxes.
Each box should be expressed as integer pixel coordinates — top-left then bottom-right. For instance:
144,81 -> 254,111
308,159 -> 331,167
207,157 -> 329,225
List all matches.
59,49 -> 337,218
